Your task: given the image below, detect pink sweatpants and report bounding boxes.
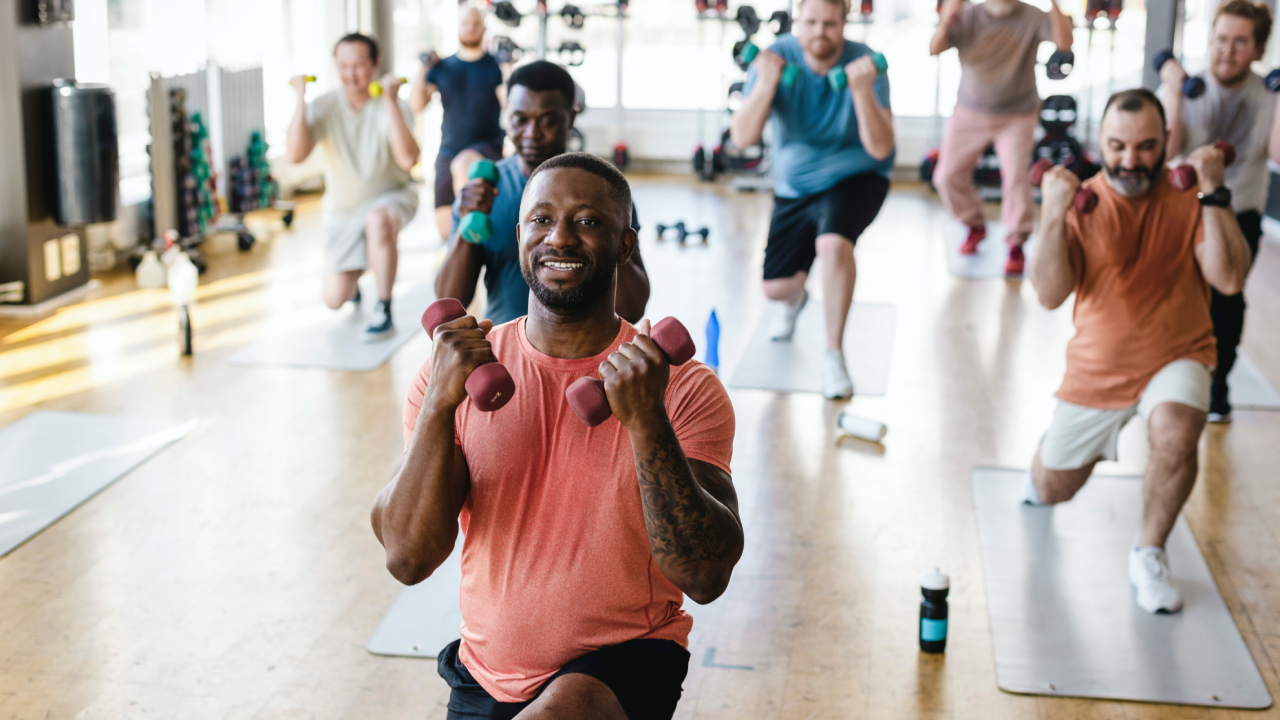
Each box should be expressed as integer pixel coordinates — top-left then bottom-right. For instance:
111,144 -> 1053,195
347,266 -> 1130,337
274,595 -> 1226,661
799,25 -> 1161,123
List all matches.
933,104 -> 1039,243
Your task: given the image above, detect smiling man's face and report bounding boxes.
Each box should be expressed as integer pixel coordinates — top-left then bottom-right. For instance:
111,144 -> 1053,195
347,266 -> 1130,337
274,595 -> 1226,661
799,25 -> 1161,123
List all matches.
517,167 -> 634,314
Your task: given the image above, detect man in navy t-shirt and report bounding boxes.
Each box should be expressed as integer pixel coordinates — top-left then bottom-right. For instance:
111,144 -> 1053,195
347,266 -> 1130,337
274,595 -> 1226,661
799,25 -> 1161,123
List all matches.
410,5 -> 506,240
731,0 -> 895,400
435,61 -> 649,326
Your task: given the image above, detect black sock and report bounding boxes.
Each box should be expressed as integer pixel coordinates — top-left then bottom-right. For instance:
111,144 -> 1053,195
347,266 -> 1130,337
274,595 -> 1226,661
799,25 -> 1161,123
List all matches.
378,298 -> 391,315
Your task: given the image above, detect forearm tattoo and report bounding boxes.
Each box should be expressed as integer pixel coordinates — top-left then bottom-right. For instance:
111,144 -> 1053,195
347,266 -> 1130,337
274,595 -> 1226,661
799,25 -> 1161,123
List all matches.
634,422 -> 735,566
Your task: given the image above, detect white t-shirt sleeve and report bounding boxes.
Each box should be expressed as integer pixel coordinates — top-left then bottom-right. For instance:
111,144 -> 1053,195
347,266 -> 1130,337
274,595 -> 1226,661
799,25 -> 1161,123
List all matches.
306,93 -> 333,141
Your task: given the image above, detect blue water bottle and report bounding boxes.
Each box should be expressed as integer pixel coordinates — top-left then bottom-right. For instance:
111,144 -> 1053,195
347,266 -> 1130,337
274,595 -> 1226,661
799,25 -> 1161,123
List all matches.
919,567 -> 949,653
705,309 -> 720,372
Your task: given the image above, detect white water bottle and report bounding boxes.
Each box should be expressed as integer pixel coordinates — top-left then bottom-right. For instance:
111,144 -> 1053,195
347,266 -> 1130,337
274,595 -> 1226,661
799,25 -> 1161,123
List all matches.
136,250 -> 166,289
837,412 -> 887,442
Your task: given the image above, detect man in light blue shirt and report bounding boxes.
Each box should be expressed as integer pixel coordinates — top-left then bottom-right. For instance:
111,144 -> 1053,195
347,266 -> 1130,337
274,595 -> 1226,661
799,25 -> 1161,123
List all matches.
731,0 -> 895,399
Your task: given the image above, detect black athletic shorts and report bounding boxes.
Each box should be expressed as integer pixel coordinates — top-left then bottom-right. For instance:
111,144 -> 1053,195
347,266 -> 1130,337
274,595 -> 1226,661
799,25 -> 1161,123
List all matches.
434,140 -> 505,208
762,171 -> 890,280
436,638 -> 690,720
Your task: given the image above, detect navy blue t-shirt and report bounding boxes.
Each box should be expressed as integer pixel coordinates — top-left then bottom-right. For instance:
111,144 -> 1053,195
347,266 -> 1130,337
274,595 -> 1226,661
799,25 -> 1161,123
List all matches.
452,155 -> 642,325
427,54 -> 504,155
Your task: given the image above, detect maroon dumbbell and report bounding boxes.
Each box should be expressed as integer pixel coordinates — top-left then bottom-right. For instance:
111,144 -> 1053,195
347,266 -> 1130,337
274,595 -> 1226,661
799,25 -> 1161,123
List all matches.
1031,158 -> 1098,213
421,298 -> 515,412
565,318 -> 697,427
1168,140 -> 1236,192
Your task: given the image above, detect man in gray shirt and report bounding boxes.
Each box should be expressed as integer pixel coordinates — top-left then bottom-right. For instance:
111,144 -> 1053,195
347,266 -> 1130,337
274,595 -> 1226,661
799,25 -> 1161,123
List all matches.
1159,0 -> 1280,421
287,33 -> 421,336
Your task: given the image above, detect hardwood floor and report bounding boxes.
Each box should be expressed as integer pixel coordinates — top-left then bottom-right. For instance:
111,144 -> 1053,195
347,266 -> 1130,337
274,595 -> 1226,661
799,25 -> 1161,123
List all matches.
1,179 -> 1278,719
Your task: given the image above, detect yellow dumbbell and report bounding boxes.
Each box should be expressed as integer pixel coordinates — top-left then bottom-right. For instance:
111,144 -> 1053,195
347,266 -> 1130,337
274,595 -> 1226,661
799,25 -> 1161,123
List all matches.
303,75 -> 316,82
368,78 -> 407,97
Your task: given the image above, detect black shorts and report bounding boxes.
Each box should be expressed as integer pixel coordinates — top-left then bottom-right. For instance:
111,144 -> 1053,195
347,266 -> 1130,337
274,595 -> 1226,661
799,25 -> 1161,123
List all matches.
434,140 -> 505,208
762,171 -> 890,280
436,638 -> 690,720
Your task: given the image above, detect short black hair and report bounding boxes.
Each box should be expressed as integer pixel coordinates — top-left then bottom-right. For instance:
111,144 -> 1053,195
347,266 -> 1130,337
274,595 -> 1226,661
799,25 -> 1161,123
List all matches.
1102,88 -> 1166,127
508,60 -> 576,110
334,33 -> 379,65
527,152 -> 633,226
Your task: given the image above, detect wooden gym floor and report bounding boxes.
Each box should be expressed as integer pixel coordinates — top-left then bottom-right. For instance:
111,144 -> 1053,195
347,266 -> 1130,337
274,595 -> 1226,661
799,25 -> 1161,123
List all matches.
1,178 -> 1279,719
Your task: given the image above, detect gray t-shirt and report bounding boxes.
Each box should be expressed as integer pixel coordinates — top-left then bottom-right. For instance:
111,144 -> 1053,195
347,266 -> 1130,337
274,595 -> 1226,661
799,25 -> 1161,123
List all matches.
1169,73 -> 1277,212
948,2 -> 1054,115
306,89 -> 415,213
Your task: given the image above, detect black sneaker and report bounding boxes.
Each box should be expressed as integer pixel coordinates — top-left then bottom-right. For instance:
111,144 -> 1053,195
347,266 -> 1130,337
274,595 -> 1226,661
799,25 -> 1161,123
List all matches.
366,300 -> 393,338
1208,382 -> 1232,423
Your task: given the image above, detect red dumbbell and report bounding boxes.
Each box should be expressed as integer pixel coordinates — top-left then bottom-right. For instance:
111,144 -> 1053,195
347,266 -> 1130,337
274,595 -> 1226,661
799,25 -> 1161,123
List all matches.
1168,140 -> 1236,192
1030,159 -> 1099,213
421,298 -> 516,412
565,318 -> 697,427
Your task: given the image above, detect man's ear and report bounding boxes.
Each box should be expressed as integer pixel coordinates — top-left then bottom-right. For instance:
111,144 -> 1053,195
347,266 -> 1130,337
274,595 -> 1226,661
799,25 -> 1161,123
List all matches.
618,226 -> 638,266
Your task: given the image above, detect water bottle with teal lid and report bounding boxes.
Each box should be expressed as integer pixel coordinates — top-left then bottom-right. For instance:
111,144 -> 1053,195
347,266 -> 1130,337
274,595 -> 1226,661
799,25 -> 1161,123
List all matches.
919,567 -> 949,653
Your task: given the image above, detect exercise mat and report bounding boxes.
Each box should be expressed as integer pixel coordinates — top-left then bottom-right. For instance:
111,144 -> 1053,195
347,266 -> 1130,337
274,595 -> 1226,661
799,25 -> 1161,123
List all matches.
228,283 -> 434,372
1228,351 -> 1280,410
972,466 -> 1271,708
728,303 -> 894,396
0,412 -> 197,557
366,547 -> 462,658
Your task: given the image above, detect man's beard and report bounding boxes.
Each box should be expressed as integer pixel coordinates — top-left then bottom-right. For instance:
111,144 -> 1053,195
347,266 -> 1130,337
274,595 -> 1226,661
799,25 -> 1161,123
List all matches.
1104,150 -> 1165,197
521,248 -> 617,313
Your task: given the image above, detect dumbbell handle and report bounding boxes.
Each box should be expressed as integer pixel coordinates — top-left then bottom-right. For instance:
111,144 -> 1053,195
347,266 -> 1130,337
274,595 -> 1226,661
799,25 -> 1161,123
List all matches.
421,299 -> 515,412
1030,159 -> 1098,214
1168,140 -> 1236,192
566,318 -> 697,427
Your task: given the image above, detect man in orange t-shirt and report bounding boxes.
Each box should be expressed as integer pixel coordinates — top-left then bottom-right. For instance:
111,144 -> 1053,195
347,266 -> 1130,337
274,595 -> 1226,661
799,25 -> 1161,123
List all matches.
370,152 -> 742,719
1026,89 -> 1251,615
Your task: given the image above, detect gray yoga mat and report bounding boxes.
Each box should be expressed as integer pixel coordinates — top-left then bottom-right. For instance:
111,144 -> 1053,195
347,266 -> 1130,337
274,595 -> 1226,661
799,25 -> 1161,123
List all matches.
972,466 -> 1272,709
0,412 -> 197,557
728,303 -> 894,396
1229,351 -> 1280,410
228,283 -> 434,372
366,546 -> 462,658
942,220 -> 1035,279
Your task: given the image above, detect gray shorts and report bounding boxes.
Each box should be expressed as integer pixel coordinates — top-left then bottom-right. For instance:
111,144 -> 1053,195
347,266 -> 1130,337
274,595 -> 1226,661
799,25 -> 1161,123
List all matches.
1040,359 -> 1212,470
324,187 -> 420,273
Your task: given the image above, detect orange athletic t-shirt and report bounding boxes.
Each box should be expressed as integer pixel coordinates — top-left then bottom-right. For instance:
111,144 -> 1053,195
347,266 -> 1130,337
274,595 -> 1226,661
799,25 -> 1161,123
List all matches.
1055,174 -> 1217,409
402,317 -> 735,703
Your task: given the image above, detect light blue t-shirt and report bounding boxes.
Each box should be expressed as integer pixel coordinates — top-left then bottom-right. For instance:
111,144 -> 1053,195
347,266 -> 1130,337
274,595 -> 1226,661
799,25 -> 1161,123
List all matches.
451,155 -> 641,325
743,35 -> 895,199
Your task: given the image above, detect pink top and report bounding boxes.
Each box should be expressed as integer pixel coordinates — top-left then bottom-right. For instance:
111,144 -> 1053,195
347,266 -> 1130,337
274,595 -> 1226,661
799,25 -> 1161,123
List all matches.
403,317 -> 735,702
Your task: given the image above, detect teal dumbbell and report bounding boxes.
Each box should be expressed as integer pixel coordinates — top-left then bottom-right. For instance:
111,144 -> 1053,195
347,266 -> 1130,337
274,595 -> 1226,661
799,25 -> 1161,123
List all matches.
781,63 -> 799,87
827,52 -> 888,92
458,159 -> 500,244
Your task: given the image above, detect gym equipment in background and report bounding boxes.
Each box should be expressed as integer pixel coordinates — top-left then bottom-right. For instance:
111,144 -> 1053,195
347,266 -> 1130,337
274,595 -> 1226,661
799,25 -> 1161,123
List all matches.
0,412 -> 197,558
458,159 -> 500,244
918,568 -> 949,653
422,299 -> 516,412
654,221 -> 710,244
729,303 -> 895,396
1032,95 -> 1100,182
972,467 -> 1272,708
558,40 -> 585,66
228,283 -> 434,371
1152,50 -> 1206,99
1045,50 -> 1074,80
493,0 -> 523,26
565,318 -> 696,427
1167,140 -> 1235,191
1084,0 -> 1123,26
490,36 -> 526,65
837,413 -> 887,442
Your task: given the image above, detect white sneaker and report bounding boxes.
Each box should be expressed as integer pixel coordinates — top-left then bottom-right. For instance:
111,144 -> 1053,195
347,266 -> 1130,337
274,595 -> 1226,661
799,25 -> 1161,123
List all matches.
1020,472 -> 1045,506
1128,546 -> 1183,614
822,349 -> 854,399
769,289 -> 809,342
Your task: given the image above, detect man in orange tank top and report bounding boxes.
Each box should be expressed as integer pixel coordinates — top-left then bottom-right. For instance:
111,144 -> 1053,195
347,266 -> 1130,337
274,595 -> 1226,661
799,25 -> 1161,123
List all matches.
1025,89 -> 1251,615
371,152 -> 743,719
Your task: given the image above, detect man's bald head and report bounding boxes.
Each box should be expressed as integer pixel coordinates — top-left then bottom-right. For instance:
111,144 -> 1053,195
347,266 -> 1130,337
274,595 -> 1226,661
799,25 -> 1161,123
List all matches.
459,4 -> 485,49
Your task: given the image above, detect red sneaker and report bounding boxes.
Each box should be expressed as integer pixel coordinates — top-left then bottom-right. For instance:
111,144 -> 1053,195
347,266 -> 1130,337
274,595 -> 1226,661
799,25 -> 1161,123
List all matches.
1005,245 -> 1026,275
960,225 -> 986,255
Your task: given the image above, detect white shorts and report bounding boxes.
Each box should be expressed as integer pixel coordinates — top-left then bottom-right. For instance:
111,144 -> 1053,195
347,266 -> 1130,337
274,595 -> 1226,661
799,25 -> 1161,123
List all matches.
324,187 -> 419,273
1040,359 -> 1212,470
